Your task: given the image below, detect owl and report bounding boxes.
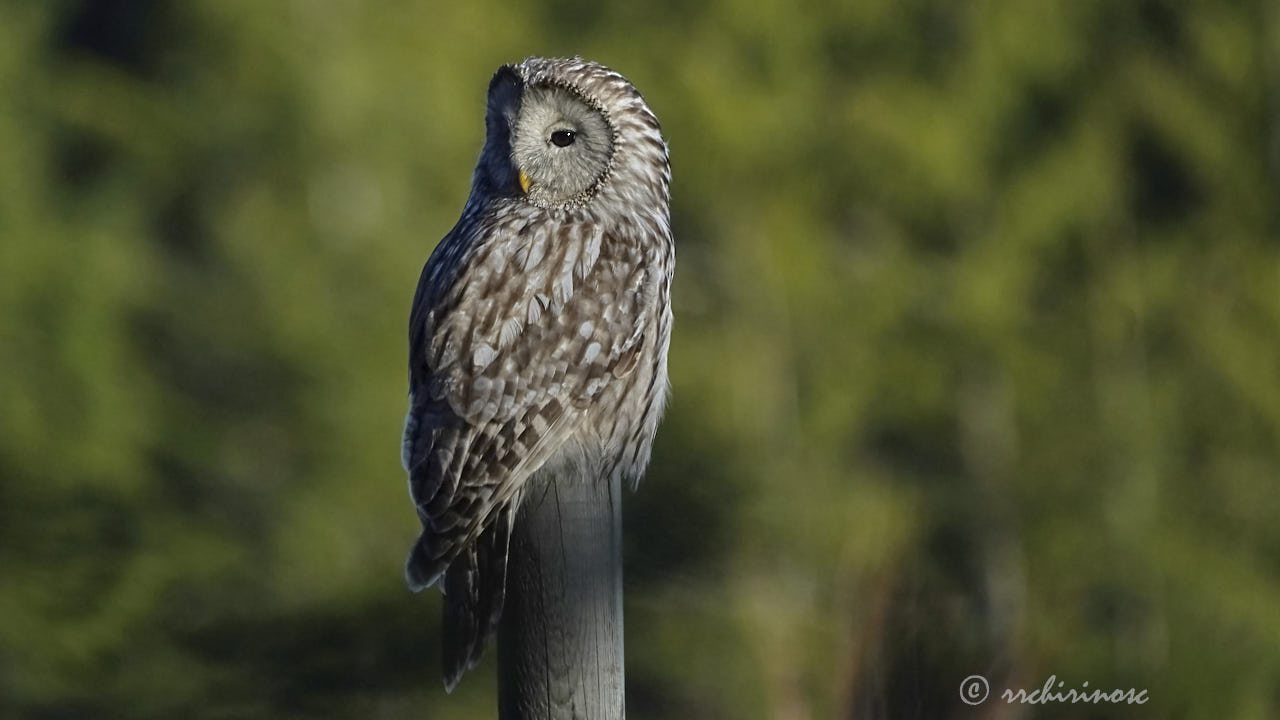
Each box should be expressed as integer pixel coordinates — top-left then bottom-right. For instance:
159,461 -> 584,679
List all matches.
401,57 -> 673,690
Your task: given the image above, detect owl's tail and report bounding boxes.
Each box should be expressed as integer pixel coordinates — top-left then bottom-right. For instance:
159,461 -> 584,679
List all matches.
408,502 -> 516,693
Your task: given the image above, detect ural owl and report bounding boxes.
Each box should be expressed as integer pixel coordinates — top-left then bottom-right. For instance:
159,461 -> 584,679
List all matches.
401,57 -> 673,690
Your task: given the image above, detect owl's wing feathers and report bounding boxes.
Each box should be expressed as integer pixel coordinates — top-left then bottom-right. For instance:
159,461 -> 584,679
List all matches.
405,217 -> 649,592
405,218 -> 649,689
439,496 -> 516,692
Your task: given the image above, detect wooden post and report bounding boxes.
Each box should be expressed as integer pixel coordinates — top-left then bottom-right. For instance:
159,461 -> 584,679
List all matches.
497,464 -> 625,719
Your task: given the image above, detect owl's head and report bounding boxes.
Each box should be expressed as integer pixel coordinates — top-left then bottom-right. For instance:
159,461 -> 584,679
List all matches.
475,57 -> 669,211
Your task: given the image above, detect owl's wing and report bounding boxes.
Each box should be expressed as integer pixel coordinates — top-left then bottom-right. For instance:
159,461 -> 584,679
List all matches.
403,217 -> 650,685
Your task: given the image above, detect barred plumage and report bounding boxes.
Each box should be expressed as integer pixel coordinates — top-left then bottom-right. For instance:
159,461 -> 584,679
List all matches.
401,57 -> 673,690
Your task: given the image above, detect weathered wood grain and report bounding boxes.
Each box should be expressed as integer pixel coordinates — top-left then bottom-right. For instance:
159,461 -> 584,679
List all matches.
497,464 -> 624,719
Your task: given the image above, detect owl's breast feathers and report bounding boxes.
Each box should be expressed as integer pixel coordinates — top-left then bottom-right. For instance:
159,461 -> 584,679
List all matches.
403,201 -> 669,687
404,203 -> 669,591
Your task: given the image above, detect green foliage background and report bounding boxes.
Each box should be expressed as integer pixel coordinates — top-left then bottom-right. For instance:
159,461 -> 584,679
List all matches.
2,1 -> 1278,718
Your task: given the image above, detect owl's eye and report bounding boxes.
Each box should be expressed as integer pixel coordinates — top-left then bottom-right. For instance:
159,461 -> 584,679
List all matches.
550,130 -> 577,147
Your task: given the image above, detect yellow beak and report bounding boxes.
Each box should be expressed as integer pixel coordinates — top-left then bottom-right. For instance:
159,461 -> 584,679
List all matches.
519,170 -> 532,194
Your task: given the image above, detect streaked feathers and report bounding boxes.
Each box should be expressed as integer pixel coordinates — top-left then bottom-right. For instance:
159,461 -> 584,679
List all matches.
402,56 -> 673,690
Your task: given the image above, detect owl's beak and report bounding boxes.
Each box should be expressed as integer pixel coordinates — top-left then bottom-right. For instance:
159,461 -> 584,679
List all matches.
518,170 -> 533,194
